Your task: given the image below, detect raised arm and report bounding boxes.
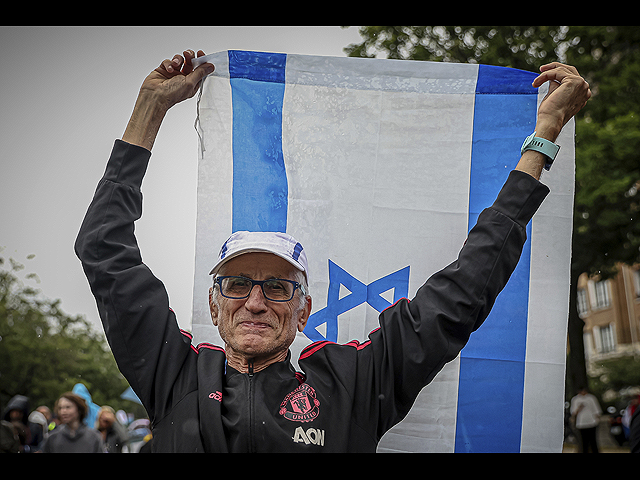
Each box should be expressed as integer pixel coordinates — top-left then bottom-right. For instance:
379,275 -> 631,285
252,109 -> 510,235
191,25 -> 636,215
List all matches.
75,50 -> 213,420
515,62 -> 591,179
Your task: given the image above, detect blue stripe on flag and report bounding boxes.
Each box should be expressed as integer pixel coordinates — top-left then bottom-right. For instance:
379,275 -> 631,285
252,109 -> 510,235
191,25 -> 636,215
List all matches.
454,65 -> 538,453
229,51 -> 288,232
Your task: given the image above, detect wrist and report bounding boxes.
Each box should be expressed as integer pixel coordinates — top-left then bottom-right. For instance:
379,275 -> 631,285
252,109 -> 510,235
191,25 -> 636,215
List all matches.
534,114 -> 563,143
122,90 -> 168,151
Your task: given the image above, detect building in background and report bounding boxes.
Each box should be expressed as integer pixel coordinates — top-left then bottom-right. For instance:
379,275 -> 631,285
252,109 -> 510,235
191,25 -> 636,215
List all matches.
577,263 -> 640,369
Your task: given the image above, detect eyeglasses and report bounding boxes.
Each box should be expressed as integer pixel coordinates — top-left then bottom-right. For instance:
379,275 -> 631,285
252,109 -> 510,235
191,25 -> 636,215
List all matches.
214,276 -> 307,302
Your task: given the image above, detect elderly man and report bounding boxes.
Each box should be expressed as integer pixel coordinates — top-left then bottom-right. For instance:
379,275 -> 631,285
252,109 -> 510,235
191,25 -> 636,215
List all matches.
75,50 -> 591,452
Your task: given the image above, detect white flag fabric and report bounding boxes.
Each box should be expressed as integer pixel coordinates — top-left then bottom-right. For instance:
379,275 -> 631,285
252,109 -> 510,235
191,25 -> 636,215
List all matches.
191,50 -> 575,452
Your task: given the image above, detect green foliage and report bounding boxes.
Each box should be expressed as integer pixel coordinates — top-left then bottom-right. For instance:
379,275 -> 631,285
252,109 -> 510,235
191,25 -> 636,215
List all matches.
0,254 -> 132,414
564,26 -> 640,277
574,111 -> 640,277
343,26 -> 568,69
589,354 -> 640,408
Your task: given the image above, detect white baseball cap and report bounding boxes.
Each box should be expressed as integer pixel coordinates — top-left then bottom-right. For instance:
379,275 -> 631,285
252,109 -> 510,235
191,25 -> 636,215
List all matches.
209,231 -> 309,282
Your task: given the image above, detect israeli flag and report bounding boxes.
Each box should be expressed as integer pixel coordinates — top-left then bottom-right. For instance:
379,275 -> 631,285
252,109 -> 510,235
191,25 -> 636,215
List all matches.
191,51 -> 574,453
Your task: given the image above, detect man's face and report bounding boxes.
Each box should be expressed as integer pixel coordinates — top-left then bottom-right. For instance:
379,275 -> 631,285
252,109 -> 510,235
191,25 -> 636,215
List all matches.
209,252 -> 311,362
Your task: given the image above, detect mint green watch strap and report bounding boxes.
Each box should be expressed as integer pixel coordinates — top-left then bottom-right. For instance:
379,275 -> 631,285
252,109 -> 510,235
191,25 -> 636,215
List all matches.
521,132 -> 560,171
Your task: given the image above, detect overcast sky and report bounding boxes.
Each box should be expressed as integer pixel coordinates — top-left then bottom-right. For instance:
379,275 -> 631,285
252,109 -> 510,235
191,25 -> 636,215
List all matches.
0,26 -> 363,333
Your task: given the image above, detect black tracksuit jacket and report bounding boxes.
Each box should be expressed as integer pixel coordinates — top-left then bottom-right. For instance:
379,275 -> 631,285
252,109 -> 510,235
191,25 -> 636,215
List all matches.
75,140 -> 549,452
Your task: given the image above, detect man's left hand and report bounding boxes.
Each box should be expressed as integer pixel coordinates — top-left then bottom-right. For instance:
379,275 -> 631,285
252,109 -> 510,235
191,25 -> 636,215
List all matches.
532,62 -> 592,142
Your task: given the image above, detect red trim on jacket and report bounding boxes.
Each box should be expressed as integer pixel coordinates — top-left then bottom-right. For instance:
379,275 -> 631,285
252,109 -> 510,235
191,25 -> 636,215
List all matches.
179,329 -> 226,355
298,297 -> 411,360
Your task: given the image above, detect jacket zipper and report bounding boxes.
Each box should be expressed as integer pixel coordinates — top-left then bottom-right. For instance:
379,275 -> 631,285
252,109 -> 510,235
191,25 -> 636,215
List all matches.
247,359 -> 255,453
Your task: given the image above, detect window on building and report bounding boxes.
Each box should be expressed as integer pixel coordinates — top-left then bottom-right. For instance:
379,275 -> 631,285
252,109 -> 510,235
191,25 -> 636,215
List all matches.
599,324 -> 616,353
577,288 -> 589,317
583,332 -> 594,358
594,279 -> 611,309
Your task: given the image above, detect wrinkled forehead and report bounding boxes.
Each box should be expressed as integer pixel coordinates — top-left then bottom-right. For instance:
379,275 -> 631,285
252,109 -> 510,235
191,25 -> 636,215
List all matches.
216,252 -> 299,280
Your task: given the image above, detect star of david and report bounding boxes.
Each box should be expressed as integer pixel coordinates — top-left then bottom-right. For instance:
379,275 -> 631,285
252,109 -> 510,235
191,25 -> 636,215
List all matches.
303,260 -> 410,342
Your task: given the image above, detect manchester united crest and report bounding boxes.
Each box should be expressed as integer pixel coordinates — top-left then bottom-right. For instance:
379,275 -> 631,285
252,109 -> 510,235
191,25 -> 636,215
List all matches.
279,383 -> 320,423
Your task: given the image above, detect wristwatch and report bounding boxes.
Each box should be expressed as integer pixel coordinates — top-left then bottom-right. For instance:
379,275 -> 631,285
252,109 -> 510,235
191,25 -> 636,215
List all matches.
521,132 -> 560,171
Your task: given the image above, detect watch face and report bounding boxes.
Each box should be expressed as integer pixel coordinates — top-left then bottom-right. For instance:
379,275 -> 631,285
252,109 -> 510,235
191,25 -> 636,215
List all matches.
521,132 -> 536,153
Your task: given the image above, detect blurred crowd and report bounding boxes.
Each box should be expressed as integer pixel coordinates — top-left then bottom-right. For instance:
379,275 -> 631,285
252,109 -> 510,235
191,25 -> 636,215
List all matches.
1,386 -> 152,453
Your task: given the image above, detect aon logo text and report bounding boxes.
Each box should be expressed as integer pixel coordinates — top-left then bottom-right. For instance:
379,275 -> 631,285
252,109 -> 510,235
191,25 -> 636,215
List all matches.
292,426 -> 325,446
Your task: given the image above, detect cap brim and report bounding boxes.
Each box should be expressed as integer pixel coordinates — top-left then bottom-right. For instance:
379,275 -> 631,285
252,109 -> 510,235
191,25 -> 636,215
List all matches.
209,248 -> 306,278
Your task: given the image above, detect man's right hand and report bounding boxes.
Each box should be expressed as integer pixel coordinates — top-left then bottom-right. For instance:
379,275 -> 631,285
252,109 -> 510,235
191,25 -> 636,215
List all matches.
532,62 -> 591,143
141,50 -> 215,112
122,50 -> 214,152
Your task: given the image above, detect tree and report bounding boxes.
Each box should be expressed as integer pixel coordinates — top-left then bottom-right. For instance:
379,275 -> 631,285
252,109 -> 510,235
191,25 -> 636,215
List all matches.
343,26 -> 568,69
588,355 -> 640,409
343,26 -> 640,394
0,253 -> 132,414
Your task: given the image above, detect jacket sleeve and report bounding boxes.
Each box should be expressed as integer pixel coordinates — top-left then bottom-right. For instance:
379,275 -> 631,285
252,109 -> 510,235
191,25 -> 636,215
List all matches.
365,169 -> 550,435
74,140 -> 193,421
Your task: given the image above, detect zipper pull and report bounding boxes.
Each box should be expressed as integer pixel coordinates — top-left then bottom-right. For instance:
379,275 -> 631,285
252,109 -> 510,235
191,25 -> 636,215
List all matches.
248,359 -> 254,377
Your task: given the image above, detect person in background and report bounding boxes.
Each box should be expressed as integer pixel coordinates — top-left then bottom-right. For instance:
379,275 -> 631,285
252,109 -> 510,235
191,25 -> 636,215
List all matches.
35,405 -> 57,434
570,386 -> 602,453
41,392 -> 104,453
625,394 -> 640,453
2,395 -> 32,452
27,409 -> 48,452
96,406 -> 128,453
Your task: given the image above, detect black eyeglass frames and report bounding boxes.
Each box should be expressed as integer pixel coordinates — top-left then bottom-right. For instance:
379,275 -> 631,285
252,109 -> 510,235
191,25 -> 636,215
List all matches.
213,275 -> 306,302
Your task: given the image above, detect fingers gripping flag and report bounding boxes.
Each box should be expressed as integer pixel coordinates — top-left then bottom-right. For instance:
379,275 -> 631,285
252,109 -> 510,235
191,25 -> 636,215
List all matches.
191,51 -> 575,452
